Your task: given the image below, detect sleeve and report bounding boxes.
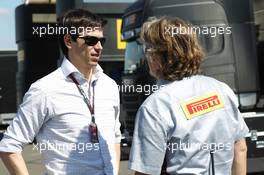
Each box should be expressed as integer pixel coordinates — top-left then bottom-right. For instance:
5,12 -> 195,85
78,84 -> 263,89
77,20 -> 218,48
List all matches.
0,84 -> 51,153
221,83 -> 249,141
128,106 -> 168,175
113,83 -> 121,144
234,112 -> 249,141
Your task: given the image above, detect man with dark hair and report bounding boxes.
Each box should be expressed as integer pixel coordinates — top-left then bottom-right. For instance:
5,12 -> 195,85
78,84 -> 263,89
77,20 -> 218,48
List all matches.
129,16 -> 248,175
0,9 -> 121,175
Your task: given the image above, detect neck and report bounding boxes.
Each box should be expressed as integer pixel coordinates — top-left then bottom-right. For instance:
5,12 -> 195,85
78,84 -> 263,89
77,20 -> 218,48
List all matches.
68,57 -> 95,81
82,67 -> 94,80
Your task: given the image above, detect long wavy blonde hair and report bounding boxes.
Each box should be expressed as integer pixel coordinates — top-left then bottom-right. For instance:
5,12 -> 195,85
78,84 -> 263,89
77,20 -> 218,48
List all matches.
141,16 -> 204,81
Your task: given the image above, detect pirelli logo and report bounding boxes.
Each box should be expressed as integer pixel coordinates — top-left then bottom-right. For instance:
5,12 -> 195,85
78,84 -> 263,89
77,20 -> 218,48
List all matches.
180,91 -> 224,120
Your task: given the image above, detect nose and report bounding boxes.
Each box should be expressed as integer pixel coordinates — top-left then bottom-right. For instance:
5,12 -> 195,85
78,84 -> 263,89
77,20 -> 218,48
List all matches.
94,40 -> 103,50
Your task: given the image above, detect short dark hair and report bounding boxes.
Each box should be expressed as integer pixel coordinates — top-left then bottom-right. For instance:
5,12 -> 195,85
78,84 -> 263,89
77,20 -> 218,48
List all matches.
57,9 -> 107,57
141,16 -> 204,81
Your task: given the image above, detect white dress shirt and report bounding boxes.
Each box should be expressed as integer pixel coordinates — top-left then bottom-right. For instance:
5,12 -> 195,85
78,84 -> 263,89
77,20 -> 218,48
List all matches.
0,58 -> 121,175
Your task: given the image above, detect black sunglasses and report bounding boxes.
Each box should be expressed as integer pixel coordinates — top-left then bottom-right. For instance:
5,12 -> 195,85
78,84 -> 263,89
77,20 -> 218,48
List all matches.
78,36 -> 106,46
143,44 -> 158,54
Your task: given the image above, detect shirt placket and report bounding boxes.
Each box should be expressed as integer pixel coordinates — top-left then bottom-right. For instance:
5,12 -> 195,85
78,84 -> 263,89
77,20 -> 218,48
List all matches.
85,77 -> 113,174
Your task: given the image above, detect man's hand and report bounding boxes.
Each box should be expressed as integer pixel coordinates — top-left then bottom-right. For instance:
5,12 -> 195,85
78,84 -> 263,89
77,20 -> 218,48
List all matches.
232,138 -> 247,175
0,152 -> 29,175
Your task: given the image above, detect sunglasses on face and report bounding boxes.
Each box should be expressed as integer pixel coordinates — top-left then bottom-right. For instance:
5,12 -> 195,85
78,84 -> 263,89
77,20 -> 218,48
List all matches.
71,35 -> 106,46
79,36 -> 106,46
143,44 -> 157,54
143,44 -> 169,60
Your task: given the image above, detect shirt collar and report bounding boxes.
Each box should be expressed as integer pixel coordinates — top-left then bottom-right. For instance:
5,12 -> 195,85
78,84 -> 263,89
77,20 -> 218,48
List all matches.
61,57 -> 103,83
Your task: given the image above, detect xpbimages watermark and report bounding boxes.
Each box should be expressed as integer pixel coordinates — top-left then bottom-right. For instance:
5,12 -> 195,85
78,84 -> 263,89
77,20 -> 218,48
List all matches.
118,83 -> 165,95
165,24 -> 232,37
166,141 -> 232,153
32,24 -> 101,37
33,140 -> 100,154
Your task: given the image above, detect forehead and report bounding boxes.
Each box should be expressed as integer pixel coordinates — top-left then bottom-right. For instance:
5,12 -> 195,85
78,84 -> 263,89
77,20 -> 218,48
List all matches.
81,28 -> 104,37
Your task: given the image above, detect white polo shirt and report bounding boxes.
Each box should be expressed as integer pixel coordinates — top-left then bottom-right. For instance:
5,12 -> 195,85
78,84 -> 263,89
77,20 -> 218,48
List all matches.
0,58 -> 121,175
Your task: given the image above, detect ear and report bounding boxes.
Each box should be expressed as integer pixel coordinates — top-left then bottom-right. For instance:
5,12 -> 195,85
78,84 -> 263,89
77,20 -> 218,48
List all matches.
64,34 -> 72,49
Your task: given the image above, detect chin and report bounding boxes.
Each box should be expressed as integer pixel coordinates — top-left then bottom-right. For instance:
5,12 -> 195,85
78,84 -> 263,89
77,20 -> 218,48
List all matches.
90,62 -> 98,67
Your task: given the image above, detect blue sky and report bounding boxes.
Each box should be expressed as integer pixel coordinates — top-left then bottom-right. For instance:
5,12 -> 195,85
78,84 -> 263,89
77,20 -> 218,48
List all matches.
0,0 -> 22,50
